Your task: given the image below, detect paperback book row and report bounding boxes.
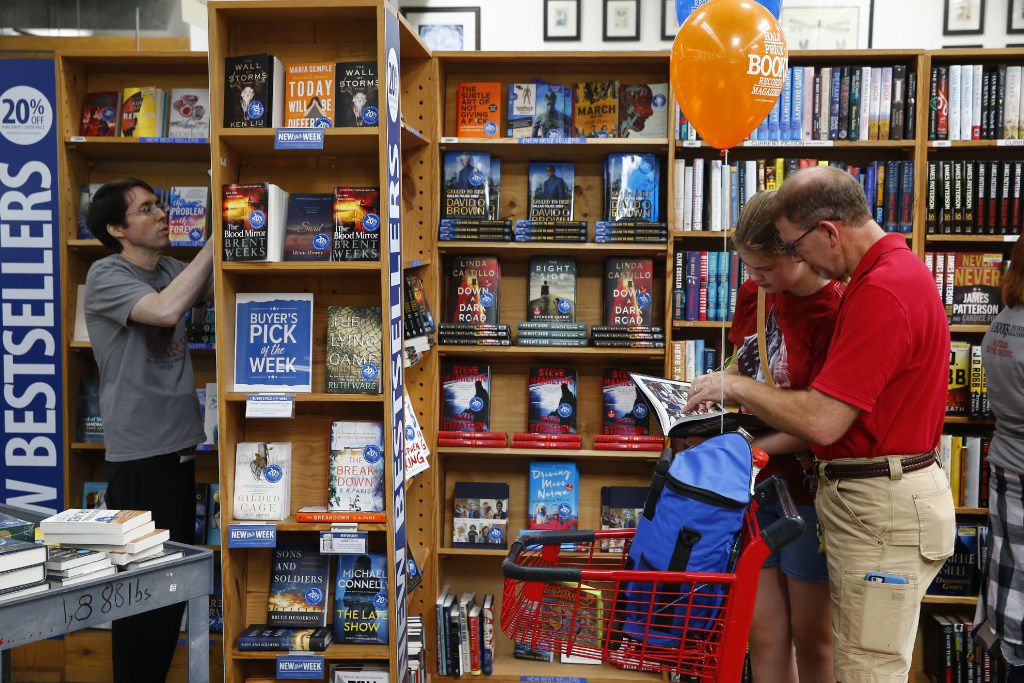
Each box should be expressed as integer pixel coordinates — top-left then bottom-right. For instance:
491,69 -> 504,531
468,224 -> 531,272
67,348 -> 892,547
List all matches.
675,63 -> 916,142
937,433 -> 992,509
452,462 -> 582,550
925,159 -> 1024,235
233,295 -> 382,395
926,252 -> 1005,326
442,256 -> 660,348
440,363 -> 658,447
948,341 -> 993,420
76,379 -> 218,451
922,610 -> 1017,683
230,416 -> 429,524
669,340 -> 723,383
440,152 -> 664,243
222,184 -> 380,262
673,158 -> 914,234
236,540 -> 388,651
78,183 -> 210,245
223,54 -> 377,128
79,87 -> 209,138
672,251 -> 746,322
455,80 -> 668,139
928,63 -> 1024,141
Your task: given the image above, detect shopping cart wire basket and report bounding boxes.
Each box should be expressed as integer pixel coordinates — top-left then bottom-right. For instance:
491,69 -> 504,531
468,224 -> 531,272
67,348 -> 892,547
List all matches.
501,475 -> 804,683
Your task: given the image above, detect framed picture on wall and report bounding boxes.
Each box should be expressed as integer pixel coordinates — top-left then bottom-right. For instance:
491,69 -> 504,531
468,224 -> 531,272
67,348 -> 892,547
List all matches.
1008,0 -> 1024,33
943,0 -> 985,35
545,0 -> 581,41
661,0 -> 681,41
603,0 -> 640,41
400,6 -> 481,51
779,0 -> 874,50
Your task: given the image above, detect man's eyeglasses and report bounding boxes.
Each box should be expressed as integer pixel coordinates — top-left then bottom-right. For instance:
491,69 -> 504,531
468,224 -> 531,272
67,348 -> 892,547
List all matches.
126,203 -> 166,218
781,224 -> 817,257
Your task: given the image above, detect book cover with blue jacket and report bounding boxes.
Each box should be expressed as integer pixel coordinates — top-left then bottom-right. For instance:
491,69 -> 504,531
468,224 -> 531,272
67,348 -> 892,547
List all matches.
605,153 -> 660,222
333,552 -> 389,643
528,461 -> 579,532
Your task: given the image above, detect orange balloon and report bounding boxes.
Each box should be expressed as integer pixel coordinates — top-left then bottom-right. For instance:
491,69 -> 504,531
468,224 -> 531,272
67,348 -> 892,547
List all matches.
671,0 -> 788,150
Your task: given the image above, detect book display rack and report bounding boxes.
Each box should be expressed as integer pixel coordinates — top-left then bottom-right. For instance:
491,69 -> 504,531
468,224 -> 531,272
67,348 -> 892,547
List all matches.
12,26 -> 1021,681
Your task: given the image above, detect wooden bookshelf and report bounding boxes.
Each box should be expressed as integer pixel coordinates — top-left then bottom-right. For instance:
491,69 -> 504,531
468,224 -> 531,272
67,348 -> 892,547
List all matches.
207,2 -> 436,681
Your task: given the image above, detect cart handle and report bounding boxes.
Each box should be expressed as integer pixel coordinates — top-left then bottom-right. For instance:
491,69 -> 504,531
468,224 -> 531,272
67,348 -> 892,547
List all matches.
753,475 -> 805,553
501,531 -> 591,583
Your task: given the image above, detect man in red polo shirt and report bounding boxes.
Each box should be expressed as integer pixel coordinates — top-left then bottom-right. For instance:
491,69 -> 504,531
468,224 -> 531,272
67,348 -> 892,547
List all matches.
685,166 -> 954,683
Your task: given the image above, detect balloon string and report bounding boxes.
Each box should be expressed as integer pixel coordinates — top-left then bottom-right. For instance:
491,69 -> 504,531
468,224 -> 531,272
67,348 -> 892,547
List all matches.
720,147 -> 729,436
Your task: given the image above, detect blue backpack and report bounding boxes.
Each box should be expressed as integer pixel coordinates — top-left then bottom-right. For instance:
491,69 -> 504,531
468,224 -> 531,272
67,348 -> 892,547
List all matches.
620,432 -> 753,647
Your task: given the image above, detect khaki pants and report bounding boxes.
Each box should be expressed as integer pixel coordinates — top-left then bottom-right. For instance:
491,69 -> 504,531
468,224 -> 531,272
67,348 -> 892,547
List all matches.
814,458 -> 955,683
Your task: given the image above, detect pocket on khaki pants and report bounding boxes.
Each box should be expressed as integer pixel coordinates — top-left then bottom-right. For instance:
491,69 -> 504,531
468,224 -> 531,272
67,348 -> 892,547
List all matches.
913,487 -> 955,560
839,570 -> 918,656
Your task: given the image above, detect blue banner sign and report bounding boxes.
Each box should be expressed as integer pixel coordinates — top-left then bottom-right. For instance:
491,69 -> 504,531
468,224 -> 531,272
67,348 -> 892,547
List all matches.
276,655 -> 325,679
0,57 -> 63,514
274,128 -> 324,150
227,523 -> 277,548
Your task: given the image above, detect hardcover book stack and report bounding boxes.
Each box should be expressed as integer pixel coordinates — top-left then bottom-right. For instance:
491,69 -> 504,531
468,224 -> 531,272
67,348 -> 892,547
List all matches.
926,253 -> 1004,325
404,273 -> 436,367
673,251 -> 745,322
928,63 -> 1024,141
0,534 -> 48,604
435,587 -> 496,676
925,160 -> 1023,235
597,258 -> 663,348
676,64 -> 916,142
601,153 -> 665,243
441,256 -> 508,346
947,340 -> 992,420
596,369 -> 661,451
515,366 -> 581,450
439,152 -> 504,241
39,509 -> 174,572
673,158 -> 914,234
517,256 -> 586,348
439,360 -> 507,444
515,161 -> 585,242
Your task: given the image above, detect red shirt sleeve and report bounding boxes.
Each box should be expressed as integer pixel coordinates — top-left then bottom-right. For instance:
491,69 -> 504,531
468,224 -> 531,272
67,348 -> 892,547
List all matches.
810,284 -> 911,412
728,279 -> 758,348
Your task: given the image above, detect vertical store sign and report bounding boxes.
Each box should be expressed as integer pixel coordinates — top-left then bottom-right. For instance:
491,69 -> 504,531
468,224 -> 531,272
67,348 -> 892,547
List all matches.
383,8 -> 408,683
0,58 -> 64,514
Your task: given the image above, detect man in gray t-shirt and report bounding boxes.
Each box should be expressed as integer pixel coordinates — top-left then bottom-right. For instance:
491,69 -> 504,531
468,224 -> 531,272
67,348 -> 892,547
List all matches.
84,178 -> 213,683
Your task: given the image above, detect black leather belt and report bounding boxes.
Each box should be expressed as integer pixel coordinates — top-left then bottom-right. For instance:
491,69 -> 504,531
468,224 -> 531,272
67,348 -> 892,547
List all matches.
820,450 -> 937,481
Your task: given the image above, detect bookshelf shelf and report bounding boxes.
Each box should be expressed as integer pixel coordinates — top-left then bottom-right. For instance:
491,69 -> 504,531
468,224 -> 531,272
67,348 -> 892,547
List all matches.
437,345 -> 665,362
222,392 -> 385,404
437,241 -> 666,262
439,446 -> 662,462
403,255 -> 431,270
402,122 -> 430,148
255,518 -> 388,533
220,261 -> 381,273
928,139 -> 1024,149
65,136 -> 210,162
944,415 -> 995,424
217,127 -> 379,157
949,324 -> 990,334
67,239 -> 205,256
439,136 -> 668,162
432,652 -> 661,683
955,507 -> 988,515
671,230 -> 735,239
231,644 -> 390,661
437,547 -> 507,558
672,320 -> 732,329
921,594 -> 978,606
675,139 -> 917,150
926,234 -> 1021,243
70,442 -> 105,451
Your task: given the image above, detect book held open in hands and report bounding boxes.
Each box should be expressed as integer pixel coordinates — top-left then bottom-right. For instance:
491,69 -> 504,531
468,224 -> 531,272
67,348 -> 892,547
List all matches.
629,373 -> 769,438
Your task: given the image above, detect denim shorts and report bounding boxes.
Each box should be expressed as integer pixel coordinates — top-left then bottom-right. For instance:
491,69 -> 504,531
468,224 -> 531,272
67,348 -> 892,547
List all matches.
756,501 -> 828,583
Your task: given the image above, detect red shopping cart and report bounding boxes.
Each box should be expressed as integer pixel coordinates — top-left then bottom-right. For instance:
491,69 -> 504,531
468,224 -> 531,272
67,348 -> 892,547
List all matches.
501,476 -> 804,683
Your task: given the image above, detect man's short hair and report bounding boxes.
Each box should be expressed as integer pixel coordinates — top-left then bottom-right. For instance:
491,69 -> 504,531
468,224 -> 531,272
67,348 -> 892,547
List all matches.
773,166 -> 873,229
86,178 -> 155,254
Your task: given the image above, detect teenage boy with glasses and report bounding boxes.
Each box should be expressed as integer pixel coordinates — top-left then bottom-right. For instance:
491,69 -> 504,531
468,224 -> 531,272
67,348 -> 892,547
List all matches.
685,166 -> 954,683
84,178 -> 214,683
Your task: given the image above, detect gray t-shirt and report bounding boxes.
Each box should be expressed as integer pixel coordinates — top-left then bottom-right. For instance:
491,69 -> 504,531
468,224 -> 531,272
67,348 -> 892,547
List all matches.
981,305 -> 1024,475
84,254 -> 206,461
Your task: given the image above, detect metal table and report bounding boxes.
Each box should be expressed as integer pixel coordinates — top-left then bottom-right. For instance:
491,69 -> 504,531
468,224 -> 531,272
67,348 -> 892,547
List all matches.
0,506 -> 214,683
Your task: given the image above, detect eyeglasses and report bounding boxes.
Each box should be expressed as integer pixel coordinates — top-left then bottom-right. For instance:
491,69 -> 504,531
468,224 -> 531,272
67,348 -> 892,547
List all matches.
781,224 -> 818,257
125,203 -> 166,218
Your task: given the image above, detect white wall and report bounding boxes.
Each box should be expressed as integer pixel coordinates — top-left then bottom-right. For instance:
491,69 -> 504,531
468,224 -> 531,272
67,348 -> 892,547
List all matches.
397,0 -> 1024,52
